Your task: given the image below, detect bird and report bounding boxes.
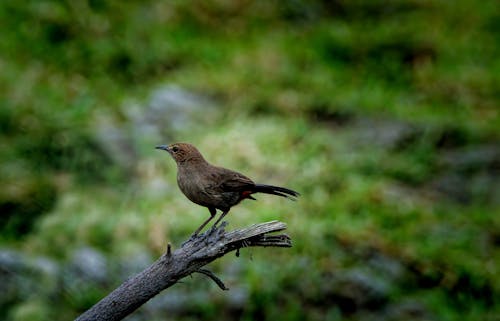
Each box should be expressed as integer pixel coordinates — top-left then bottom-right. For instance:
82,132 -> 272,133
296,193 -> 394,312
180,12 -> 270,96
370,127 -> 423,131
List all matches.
156,143 -> 299,236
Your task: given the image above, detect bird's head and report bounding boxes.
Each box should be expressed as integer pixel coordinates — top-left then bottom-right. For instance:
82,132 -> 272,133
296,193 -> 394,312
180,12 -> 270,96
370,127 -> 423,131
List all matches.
155,143 -> 204,164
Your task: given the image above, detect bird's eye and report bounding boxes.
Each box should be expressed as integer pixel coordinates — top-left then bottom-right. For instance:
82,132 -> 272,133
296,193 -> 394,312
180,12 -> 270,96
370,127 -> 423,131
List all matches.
172,146 -> 179,152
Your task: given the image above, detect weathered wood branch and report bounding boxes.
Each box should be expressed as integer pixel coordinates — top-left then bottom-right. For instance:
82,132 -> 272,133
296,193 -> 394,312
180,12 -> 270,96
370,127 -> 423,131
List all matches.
75,220 -> 291,321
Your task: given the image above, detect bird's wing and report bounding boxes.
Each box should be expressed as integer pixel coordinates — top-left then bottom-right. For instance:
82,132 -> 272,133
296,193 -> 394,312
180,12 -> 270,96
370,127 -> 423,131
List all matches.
210,167 -> 255,192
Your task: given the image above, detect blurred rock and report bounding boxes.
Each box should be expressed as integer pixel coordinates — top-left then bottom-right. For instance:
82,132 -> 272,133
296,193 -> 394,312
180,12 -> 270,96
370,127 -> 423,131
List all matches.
0,249 -> 27,271
94,120 -> 138,172
348,117 -> 421,151
144,84 -> 217,132
0,249 -> 27,307
382,300 -> 434,321
95,84 -> 218,172
144,289 -> 211,316
428,172 -> 471,203
118,250 -> 153,279
429,144 -> 500,204
438,144 -> 500,172
360,299 -> 434,321
340,116 -> 500,205
367,252 -> 406,282
0,248 -> 59,312
225,285 -> 248,309
322,269 -> 390,314
59,247 -> 113,311
66,247 -> 108,284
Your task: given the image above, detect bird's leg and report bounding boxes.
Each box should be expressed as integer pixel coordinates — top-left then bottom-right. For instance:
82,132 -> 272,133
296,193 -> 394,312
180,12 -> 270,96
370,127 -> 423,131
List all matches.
191,207 -> 217,238
212,209 -> 229,228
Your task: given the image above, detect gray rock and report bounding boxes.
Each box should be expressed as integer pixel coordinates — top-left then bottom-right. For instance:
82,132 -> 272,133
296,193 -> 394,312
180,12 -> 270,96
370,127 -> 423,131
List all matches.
0,248 -> 59,308
322,268 -> 391,313
367,252 -> 405,282
145,84 -> 216,132
0,249 -> 28,305
383,300 -> 434,321
118,250 -> 153,278
67,247 -> 108,284
94,121 -> 138,171
428,169 -> 500,205
0,249 -> 27,271
348,117 -> 421,150
94,84 -> 219,173
144,289 -> 211,315
438,144 -> 500,172
225,286 -> 248,308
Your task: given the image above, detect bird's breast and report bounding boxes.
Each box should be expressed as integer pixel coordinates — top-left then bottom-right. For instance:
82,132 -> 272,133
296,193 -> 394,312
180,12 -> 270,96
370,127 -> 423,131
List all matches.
177,167 -> 212,206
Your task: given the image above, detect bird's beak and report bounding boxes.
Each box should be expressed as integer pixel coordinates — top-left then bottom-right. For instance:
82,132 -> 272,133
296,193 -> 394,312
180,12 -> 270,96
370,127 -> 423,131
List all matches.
155,145 -> 170,152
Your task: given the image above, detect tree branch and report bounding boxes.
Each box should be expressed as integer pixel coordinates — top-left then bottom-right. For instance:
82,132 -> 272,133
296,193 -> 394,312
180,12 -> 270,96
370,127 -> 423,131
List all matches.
75,220 -> 291,321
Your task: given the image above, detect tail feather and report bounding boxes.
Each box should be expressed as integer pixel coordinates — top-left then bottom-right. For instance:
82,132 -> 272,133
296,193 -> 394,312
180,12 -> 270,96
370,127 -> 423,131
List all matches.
253,184 -> 300,200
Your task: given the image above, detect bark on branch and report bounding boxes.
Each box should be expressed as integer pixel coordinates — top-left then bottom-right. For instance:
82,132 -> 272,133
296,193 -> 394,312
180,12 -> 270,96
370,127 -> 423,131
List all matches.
75,220 -> 291,321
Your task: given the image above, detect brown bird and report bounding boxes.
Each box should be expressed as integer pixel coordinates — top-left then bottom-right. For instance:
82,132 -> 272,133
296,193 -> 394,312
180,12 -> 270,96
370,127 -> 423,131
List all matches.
156,143 -> 299,236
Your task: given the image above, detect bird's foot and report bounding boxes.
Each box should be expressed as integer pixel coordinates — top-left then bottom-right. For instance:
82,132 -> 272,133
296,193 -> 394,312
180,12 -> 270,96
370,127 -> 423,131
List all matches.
182,222 -> 228,247
209,221 -> 228,235
181,233 -> 199,247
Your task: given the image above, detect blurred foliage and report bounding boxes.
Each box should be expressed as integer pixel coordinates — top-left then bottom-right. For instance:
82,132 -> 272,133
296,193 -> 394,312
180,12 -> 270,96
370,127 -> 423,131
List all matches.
0,0 -> 499,321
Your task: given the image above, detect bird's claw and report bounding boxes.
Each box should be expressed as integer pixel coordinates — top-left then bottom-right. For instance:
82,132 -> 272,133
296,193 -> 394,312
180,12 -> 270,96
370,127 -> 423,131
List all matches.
181,233 -> 199,247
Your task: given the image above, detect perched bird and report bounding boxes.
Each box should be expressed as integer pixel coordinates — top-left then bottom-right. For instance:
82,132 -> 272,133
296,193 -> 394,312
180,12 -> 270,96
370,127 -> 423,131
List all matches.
156,143 -> 299,236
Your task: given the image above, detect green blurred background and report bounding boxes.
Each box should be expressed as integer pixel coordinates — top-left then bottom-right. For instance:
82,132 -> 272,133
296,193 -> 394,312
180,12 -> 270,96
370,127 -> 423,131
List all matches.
1,1 -> 499,320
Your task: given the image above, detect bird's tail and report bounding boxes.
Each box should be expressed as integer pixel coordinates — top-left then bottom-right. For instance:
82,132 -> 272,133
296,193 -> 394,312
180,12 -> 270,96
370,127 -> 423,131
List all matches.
253,184 -> 300,200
